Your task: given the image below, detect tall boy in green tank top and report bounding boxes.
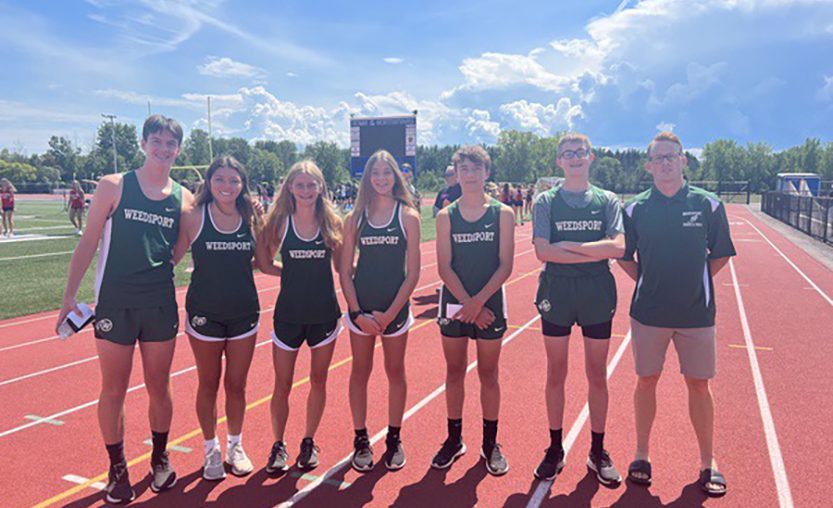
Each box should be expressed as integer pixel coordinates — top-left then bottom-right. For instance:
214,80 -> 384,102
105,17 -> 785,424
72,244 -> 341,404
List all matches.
531,133 -> 625,485
57,115 -> 195,504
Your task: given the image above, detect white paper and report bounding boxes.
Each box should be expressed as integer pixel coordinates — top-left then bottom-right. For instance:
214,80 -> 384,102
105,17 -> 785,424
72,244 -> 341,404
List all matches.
445,303 -> 463,319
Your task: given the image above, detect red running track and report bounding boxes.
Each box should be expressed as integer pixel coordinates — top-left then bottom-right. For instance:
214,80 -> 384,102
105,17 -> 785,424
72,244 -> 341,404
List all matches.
0,207 -> 829,507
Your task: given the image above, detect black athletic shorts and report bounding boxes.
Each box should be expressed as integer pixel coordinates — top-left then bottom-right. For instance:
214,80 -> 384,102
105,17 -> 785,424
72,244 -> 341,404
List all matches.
186,310 -> 259,341
439,317 -> 507,341
541,318 -> 612,340
271,318 -> 342,351
94,303 -> 179,345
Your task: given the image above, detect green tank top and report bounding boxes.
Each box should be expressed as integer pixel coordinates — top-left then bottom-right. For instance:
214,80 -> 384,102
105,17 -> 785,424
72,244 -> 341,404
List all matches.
545,185 -> 611,277
275,215 -> 341,324
353,201 -> 408,312
440,198 -> 505,317
95,170 -> 182,308
186,205 -> 258,318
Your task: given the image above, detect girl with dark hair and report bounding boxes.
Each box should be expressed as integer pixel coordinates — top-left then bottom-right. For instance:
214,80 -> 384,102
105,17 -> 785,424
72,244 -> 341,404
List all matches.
1,178 -> 16,238
173,155 -> 262,481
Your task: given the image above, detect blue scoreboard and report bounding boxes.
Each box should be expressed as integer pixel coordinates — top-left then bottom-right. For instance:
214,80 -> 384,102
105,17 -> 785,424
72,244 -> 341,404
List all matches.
350,115 -> 417,178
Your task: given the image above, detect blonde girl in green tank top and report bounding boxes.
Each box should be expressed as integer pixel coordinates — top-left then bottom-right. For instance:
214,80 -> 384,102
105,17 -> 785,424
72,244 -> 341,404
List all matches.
339,150 -> 421,472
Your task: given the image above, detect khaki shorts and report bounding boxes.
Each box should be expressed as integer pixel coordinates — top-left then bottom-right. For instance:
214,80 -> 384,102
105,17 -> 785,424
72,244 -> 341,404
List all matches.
630,318 -> 716,379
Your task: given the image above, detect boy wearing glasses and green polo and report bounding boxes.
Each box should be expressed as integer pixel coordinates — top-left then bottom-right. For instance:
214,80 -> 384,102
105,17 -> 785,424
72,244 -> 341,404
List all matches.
531,133 -> 625,485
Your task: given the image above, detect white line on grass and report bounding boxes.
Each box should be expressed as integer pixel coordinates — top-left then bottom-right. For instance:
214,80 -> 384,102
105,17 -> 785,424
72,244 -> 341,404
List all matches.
729,259 -> 794,507
278,314 -> 543,507
526,330 -> 632,508
0,251 -> 75,262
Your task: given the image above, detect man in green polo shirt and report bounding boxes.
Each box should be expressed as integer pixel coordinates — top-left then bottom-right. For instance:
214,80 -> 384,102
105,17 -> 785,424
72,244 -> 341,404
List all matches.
618,131 -> 735,497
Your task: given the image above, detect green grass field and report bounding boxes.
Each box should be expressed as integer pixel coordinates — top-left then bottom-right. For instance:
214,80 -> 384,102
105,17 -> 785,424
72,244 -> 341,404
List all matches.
0,199 -> 440,321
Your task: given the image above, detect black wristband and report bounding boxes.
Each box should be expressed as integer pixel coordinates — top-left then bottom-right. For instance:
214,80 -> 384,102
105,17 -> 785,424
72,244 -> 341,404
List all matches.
349,311 -> 362,321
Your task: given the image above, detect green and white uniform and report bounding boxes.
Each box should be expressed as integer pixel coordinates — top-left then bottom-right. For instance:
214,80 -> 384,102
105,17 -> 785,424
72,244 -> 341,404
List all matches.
271,216 -> 342,350
346,201 -> 412,337
533,184 -> 622,327
185,205 -> 259,341
438,199 -> 507,340
622,183 -> 736,328
94,170 -> 182,345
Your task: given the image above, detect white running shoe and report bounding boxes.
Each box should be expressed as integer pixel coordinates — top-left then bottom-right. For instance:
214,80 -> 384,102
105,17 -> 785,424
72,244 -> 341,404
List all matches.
226,442 -> 254,476
202,445 -> 226,481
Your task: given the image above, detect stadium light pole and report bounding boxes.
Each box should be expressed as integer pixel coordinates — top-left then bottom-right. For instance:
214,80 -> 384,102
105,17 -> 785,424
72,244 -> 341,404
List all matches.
207,96 -> 214,162
101,113 -> 118,173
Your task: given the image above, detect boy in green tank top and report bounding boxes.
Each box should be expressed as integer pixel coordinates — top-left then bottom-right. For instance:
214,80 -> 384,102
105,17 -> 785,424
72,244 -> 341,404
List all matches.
57,115 -> 195,504
531,134 -> 624,485
432,146 -> 515,476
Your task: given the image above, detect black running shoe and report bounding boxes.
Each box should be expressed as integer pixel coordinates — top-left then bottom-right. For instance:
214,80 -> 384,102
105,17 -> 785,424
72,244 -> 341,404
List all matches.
351,434 -> 374,472
431,438 -> 466,469
587,449 -> 621,486
383,436 -> 406,471
534,447 -> 566,481
105,461 -> 135,504
297,437 -> 320,470
481,443 -> 509,476
149,451 -> 177,493
266,441 -> 289,476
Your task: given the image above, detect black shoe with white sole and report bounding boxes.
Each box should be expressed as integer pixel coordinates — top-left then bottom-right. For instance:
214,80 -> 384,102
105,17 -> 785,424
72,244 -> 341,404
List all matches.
431,439 -> 466,469
105,461 -> 135,504
534,447 -> 566,481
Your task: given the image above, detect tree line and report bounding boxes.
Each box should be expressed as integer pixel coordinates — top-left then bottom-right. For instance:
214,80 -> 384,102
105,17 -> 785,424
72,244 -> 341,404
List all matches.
2,121 -> 832,194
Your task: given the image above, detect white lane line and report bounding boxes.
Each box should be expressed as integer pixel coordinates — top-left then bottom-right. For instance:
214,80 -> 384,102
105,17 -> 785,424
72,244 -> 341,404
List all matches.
526,331 -> 632,508
0,251 -> 75,262
729,260 -> 794,508
62,474 -> 107,491
278,314 -> 543,507
740,216 -> 833,307
0,282 -> 279,352
24,414 -> 64,426
0,355 -> 99,387
0,338 -> 272,439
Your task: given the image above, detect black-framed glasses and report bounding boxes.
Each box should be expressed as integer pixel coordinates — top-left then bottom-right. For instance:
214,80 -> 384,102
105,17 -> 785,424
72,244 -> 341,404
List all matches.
560,149 -> 589,160
648,153 -> 681,164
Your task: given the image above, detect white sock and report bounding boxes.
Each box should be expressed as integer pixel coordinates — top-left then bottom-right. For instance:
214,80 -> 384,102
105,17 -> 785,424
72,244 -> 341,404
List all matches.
227,433 -> 242,448
204,437 -> 220,456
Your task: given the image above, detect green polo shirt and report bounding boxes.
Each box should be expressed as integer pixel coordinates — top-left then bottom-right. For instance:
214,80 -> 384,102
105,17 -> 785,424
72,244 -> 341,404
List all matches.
622,183 -> 736,328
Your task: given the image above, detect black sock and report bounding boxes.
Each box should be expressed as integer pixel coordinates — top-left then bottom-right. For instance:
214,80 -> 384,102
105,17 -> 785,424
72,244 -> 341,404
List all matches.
355,428 -> 368,439
151,431 -> 168,463
483,419 -> 498,455
106,441 -> 125,466
550,428 -> 563,453
591,431 -> 605,458
387,426 -> 401,442
448,418 -> 462,443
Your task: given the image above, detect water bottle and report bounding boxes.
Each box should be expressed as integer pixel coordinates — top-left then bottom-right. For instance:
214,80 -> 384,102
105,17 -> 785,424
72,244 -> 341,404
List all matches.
59,303 -> 94,340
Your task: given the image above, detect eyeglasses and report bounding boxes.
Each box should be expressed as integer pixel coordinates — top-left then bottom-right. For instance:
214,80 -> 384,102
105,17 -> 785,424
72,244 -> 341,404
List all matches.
648,153 -> 681,164
292,181 -> 320,192
560,149 -> 589,160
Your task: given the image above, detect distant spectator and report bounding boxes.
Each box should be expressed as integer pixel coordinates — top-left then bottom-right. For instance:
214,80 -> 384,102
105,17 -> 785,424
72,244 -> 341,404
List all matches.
433,165 -> 461,217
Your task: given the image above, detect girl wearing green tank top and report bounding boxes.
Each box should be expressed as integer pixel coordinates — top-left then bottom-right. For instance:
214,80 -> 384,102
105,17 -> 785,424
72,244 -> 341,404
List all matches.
339,150 -> 422,472
255,160 -> 344,474
56,116 -> 194,503
172,156 -> 262,481
432,146 -> 515,476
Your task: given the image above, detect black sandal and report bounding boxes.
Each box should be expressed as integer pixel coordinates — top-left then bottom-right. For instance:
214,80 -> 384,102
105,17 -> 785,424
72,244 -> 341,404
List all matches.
699,468 -> 727,497
627,459 -> 652,486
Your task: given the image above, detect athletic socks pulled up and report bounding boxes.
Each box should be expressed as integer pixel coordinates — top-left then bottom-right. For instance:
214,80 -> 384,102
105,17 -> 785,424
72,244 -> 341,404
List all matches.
550,428 -> 563,453
447,418 -> 462,443
227,433 -> 242,448
482,419 -> 498,456
106,441 -> 125,466
591,431 -> 605,458
151,430 -> 169,464
387,425 -> 401,442
204,436 -> 220,456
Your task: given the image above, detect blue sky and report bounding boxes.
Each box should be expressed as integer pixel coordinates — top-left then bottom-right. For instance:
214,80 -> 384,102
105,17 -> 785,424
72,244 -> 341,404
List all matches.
1,0 -> 832,154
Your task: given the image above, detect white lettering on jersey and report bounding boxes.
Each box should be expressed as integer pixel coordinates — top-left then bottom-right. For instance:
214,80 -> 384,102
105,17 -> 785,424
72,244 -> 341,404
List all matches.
288,249 -> 327,259
123,208 -> 175,229
360,236 -> 400,246
205,241 -> 253,251
553,220 -> 603,232
452,231 -> 495,243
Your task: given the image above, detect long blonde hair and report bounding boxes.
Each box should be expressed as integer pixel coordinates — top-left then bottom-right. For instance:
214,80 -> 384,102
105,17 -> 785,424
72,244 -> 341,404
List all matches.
353,150 -> 415,223
0,178 -> 16,193
262,159 -> 342,250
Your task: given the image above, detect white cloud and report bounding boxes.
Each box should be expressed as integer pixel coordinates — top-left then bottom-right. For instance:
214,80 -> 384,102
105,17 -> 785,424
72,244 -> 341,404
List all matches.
384,57 -> 404,64
817,75 -> 833,101
286,72 -> 298,78
656,121 -> 675,132
498,99 -> 583,136
197,56 -> 265,78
